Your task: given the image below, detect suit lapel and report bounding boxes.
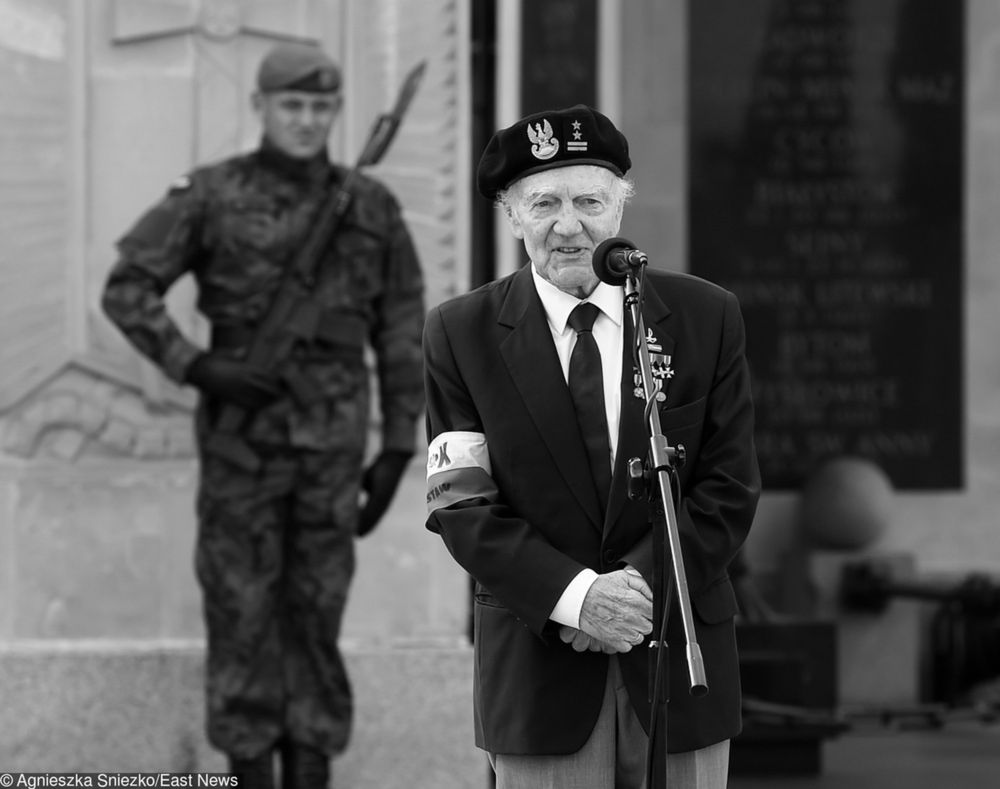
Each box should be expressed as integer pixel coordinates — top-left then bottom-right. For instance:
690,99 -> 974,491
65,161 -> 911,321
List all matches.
606,282 -> 675,531
499,266 -> 605,529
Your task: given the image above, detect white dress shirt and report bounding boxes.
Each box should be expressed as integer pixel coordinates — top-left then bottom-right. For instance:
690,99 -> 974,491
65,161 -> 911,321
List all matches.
530,265 -> 624,629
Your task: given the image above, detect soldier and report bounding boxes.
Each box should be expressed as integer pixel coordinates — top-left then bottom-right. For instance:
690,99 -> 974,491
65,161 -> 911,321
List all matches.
102,43 -> 425,789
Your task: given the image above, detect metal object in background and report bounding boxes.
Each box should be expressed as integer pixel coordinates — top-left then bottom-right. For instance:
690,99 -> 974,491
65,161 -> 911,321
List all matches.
841,559 -> 1000,707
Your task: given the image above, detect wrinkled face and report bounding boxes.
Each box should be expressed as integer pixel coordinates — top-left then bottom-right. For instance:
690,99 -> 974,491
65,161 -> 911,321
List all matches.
505,165 -> 625,299
253,90 -> 342,159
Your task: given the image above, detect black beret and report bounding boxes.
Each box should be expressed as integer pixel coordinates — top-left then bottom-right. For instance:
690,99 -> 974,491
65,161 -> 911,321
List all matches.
476,104 -> 631,199
257,43 -> 341,93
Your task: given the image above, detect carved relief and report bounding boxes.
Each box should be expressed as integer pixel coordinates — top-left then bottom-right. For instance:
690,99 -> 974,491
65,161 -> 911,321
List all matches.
110,0 -> 317,45
1,365 -> 196,461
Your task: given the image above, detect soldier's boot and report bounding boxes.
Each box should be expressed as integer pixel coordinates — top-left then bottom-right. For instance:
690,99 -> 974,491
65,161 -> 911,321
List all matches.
229,751 -> 275,789
280,741 -> 331,789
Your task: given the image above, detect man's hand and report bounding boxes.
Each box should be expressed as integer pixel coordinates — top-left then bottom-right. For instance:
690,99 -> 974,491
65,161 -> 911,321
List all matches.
357,450 -> 412,536
578,566 -> 654,653
184,353 -> 282,410
558,625 -> 621,654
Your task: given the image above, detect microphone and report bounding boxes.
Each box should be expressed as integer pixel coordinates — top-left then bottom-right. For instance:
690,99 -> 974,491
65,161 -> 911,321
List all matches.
592,237 -> 648,285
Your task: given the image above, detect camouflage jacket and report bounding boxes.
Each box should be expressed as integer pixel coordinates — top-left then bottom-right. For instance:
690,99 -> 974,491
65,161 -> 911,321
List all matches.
102,144 -> 425,453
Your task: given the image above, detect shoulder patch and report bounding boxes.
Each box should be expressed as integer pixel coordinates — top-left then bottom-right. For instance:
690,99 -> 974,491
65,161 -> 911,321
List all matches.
167,175 -> 192,193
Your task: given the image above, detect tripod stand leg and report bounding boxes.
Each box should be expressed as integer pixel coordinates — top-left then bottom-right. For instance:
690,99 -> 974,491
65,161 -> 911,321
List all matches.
647,506 -> 674,789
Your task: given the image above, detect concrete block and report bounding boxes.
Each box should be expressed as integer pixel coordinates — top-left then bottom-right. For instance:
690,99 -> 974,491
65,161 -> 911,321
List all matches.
809,551 -> 923,706
0,642 -> 483,789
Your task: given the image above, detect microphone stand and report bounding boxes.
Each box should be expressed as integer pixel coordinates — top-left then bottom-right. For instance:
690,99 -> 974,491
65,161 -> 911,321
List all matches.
623,265 -> 708,789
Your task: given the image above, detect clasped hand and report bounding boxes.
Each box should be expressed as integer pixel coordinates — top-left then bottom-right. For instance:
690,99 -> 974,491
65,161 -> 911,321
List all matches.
559,566 -> 654,654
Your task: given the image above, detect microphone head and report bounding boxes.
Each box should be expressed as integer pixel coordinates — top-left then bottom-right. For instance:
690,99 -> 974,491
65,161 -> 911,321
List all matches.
592,236 -> 638,285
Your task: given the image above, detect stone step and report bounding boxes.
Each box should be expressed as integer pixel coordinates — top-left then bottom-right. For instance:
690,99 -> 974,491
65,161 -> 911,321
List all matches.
0,641 -> 485,789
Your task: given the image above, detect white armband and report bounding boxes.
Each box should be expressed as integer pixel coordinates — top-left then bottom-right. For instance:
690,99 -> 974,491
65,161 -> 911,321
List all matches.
426,431 -> 499,514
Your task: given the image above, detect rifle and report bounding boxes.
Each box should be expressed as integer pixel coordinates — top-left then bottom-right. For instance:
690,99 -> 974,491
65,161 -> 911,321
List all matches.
204,60 -> 427,472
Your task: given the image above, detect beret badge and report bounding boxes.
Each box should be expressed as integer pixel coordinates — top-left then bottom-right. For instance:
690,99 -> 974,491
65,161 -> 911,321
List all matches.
527,120 -> 559,161
317,68 -> 338,91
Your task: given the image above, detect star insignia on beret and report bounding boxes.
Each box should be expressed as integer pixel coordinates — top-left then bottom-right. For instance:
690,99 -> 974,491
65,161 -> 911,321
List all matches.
567,118 -> 587,151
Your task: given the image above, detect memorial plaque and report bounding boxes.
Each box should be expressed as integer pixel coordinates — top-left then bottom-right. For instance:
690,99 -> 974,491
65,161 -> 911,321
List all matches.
689,0 -> 964,489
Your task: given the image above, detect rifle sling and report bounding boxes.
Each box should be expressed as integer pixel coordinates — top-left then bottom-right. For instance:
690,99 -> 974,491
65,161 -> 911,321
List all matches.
243,169 -> 354,333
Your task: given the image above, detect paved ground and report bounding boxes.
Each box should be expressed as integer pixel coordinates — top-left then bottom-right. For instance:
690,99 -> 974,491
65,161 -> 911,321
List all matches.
471,719 -> 1000,788
730,721 -> 1000,788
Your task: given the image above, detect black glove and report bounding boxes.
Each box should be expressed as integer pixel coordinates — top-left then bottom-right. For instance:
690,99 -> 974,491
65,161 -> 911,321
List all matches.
184,353 -> 282,410
357,450 -> 412,537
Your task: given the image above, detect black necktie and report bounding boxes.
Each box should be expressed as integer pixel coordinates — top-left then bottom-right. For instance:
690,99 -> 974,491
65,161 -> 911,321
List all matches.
567,302 -> 612,514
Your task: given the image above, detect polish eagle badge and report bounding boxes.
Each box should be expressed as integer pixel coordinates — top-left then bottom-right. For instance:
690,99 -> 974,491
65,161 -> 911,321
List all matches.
527,119 -> 559,160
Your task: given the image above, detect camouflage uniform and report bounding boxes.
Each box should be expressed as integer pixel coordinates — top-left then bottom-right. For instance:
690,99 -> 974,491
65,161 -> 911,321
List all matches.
102,144 -> 425,758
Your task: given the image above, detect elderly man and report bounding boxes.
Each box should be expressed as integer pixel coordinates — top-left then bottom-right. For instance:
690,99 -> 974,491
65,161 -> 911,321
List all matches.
103,43 -> 425,789
423,105 -> 760,788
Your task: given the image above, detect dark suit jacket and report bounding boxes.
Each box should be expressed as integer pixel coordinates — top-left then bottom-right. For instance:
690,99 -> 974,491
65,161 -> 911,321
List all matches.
423,263 -> 760,755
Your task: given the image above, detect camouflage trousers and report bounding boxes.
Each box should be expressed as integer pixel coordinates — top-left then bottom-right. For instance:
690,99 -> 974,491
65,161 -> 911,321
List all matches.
195,442 -> 361,759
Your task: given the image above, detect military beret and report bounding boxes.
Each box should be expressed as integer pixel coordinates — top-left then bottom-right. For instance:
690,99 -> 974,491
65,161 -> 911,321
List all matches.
476,104 -> 631,199
257,43 -> 341,93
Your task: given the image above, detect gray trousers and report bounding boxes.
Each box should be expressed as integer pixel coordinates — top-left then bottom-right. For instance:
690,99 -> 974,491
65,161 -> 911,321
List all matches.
491,657 -> 730,789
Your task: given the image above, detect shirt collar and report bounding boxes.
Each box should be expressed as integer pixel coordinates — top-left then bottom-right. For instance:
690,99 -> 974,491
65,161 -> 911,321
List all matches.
530,263 -> 623,334
257,138 -> 333,185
